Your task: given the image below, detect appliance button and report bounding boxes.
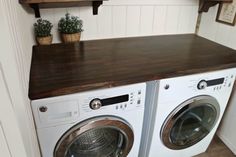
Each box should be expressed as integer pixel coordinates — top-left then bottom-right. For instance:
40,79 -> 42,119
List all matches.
164,84 -> 170,90
197,80 -> 207,90
120,105 -> 123,109
39,106 -> 48,112
124,104 -> 127,108
116,106 -> 119,110
90,99 -> 102,110
228,83 -> 232,87
137,100 -> 141,104
138,90 -> 141,95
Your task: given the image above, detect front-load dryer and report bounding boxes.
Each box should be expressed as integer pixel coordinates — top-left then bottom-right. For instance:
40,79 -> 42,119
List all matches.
144,68 -> 236,157
31,83 -> 146,157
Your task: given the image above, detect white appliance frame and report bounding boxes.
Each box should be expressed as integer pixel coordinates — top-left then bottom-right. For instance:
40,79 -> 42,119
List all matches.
145,68 -> 236,157
32,83 -> 146,157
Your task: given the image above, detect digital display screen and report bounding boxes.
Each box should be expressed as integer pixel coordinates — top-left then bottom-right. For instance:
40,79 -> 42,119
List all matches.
207,78 -> 224,86
101,94 -> 129,106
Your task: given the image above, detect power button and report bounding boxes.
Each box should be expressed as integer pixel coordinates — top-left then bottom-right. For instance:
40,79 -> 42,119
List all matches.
197,80 -> 208,90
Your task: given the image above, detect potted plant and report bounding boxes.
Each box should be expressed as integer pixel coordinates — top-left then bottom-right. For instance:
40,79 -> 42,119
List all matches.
58,13 -> 83,43
34,18 -> 53,45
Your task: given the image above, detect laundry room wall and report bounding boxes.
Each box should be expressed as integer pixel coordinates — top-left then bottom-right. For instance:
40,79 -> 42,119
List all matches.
39,0 -> 199,43
0,0 -> 40,157
198,5 -> 236,50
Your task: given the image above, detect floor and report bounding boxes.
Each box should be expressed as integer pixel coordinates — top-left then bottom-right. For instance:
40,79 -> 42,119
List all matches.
195,136 -> 235,157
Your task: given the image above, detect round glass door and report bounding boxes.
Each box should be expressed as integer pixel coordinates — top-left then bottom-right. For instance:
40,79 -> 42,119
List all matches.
54,117 -> 134,157
161,95 -> 220,150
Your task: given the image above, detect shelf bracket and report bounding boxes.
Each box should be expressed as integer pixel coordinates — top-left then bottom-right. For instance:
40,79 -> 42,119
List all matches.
199,0 -> 233,13
26,0 -> 106,18
30,4 -> 41,18
92,1 -> 103,15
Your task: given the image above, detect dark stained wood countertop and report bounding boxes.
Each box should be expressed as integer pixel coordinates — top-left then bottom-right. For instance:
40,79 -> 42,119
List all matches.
29,34 -> 236,100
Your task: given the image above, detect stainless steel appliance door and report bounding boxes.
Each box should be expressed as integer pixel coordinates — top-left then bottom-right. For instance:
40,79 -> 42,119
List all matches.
161,95 -> 220,150
54,117 -> 134,157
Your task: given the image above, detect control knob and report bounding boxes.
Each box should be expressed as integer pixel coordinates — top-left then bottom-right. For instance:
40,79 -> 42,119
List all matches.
90,99 -> 102,110
197,80 -> 208,90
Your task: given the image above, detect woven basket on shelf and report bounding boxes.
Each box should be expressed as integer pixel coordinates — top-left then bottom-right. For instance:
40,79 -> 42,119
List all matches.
36,36 -> 53,45
61,32 -> 81,43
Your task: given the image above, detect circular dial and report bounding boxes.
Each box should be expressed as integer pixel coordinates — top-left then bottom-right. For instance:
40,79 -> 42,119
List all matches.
90,99 -> 102,110
197,80 -> 208,90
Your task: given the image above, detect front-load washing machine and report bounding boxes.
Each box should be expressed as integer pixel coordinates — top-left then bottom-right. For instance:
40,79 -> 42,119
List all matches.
31,83 -> 146,157
142,68 -> 236,157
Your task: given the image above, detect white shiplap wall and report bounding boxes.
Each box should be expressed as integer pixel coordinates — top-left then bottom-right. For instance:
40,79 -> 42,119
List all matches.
39,0 -> 199,43
0,0 -> 40,157
198,5 -> 236,50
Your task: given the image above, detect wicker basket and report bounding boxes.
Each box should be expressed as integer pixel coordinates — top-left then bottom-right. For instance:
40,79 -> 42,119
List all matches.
61,33 -> 81,43
36,36 -> 53,45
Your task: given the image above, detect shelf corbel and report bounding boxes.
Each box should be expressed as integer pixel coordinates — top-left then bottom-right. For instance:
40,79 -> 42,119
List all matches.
199,0 -> 233,13
30,4 -> 40,18
20,0 -> 107,18
92,1 -> 103,15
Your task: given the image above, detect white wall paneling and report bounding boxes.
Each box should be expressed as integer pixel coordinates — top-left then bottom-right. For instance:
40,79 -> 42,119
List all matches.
102,0 -> 198,6
0,65 -> 28,157
140,6 -> 154,35
153,6 -> 167,34
126,6 -> 141,36
97,6 -> 113,38
165,6 -> 181,34
39,0 -> 199,42
0,0 -> 40,157
178,6 -> 199,33
0,123 -> 11,157
198,5 -> 236,50
112,6 -> 126,37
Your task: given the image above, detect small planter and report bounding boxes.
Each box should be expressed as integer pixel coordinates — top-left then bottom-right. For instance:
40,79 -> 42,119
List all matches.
58,13 -> 83,43
36,36 -> 53,45
61,33 -> 81,43
34,18 -> 53,45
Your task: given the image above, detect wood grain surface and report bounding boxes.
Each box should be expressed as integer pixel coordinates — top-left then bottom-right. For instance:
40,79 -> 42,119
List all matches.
19,0 -> 104,4
29,34 -> 236,100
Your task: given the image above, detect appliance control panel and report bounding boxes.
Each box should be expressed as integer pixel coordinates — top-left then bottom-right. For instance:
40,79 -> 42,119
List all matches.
32,83 -> 146,128
80,83 -> 146,113
157,69 -> 236,104
195,73 -> 235,91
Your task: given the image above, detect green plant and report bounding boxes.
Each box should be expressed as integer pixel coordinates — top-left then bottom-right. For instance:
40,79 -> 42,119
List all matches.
58,13 -> 83,34
34,18 -> 53,37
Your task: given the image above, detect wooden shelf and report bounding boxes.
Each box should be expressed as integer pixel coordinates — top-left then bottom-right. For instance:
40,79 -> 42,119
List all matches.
19,0 -> 107,18
199,0 -> 232,13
